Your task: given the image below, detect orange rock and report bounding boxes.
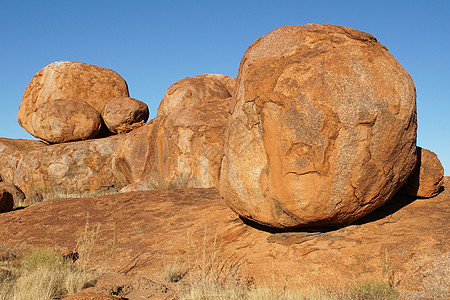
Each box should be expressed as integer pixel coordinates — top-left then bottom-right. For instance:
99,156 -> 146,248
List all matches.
0,182 -> 448,295
29,99 -> 102,143
0,136 -> 123,201
18,61 -> 129,140
102,96 -> 149,134
114,74 -> 233,189
400,147 -> 444,197
220,24 -> 417,228
157,74 -> 234,116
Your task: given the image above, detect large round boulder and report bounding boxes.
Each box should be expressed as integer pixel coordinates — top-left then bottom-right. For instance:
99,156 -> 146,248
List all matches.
18,61 -> 129,138
29,99 -> 102,143
102,96 -> 149,134
219,24 -> 417,228
400,147 -> 444,198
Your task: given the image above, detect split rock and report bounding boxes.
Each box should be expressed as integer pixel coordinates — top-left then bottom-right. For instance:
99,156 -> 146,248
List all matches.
220,24 -> 417,228
29,99 -> 102,143
400,147 -> 444,198
102,96 -> 149,134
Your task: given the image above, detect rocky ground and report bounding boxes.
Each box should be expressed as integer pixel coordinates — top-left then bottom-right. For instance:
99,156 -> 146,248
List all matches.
0,178 -> 448,299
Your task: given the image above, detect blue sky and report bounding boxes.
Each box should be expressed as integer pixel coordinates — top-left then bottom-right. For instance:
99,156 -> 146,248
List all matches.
1,0 -> 448,175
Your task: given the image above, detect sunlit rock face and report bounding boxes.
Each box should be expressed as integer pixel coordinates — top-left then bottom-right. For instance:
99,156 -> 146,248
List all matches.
17,61 -> 129,142
220,24 -> 417,229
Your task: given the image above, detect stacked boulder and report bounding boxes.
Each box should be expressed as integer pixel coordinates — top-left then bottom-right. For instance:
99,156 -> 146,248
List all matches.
17,61 -> 149,143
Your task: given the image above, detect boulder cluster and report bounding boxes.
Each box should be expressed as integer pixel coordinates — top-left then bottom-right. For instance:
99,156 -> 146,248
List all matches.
0,24 -> 445,229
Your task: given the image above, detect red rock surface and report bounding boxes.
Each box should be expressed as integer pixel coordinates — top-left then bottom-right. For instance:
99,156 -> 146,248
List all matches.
29,99 -> 102,143
114,74 -> 233,189
17,61 -> 129,139
102,96 -> 149,134
401,147 -> 445,198
0,136 -> 123,201
157,74 -> 234,116
220,24 -> 417,228
0,178 -> 448,297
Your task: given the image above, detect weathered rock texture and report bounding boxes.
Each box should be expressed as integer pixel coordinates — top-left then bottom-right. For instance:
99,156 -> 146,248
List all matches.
220,24 -> 417,228
114,74 -> 234,189
29,99 -> 102,143
0,180 -> 448,298
102,96 -> 149,134
157,74 -> 235,116
17,61 -> 129,141
401,147 -> 444,197
0,136 -> 123,201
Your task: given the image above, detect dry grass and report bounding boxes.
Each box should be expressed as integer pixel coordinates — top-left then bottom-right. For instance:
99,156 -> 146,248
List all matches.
0,247 -> 100,300
165,230 -> 401,300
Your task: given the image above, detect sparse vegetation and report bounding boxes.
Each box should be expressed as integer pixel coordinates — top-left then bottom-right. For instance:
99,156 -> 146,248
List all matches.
0,247 -> 100,300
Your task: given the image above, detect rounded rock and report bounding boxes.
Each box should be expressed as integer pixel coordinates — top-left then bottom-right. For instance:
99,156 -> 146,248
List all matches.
102,96 -> 149,134
29,99 -> 102,143
219,24 -> 417,228
18,61 -> 129,137
157,74 -> 234,116
400,147 -> 444,198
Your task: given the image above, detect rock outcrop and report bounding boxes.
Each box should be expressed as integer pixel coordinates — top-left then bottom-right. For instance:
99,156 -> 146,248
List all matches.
0,136 -> 123,201
102,96 -> 149,134
0,181 -> 448,297
114,74 -> 234,189
157,74 -> 234,116
28,99 -> 102,143
17,61 -> 129,142
401,147 -> 444,197
220,24 -> 417,228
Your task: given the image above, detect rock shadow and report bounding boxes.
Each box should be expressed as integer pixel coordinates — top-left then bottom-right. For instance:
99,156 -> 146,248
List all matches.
240,192 -> 420,234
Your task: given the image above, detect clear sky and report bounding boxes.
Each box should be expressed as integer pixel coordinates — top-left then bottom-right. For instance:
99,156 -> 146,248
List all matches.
1,0 -> 448,175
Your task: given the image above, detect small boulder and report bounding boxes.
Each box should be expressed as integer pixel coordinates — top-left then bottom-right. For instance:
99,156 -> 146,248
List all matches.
18,61 -> 129,138
220,24 -> 418,228
400,147 -> 445,197
29,99 -> 102,143
102,96 -> 149,134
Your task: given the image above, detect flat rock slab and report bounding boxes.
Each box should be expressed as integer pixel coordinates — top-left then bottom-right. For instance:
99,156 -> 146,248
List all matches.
0,179 -> 448,295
